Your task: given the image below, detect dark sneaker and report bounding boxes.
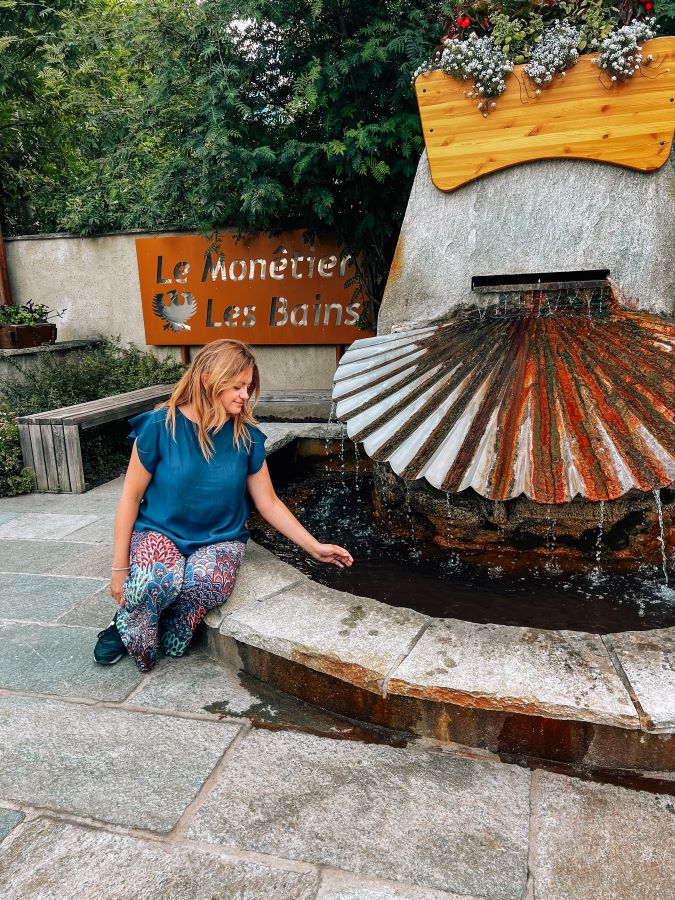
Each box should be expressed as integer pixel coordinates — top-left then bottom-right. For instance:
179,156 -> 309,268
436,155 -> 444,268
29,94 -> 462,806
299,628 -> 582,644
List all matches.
94,616 -> 127,665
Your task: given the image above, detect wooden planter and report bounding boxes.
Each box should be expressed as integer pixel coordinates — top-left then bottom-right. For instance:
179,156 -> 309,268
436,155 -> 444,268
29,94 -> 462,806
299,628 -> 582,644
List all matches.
0,323 -> 57,350
415,36 -> 675,192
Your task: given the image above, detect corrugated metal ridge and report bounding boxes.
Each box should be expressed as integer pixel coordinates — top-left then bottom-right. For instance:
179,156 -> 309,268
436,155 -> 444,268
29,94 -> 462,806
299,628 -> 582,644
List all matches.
332,295 -> 675,504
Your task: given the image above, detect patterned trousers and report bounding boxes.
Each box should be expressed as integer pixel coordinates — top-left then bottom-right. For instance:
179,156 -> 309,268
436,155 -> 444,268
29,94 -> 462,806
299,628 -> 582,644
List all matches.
116,530 -> 245,672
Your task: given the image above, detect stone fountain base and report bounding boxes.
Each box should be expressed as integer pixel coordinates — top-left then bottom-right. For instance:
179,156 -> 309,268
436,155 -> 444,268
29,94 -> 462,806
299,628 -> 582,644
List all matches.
372,464 -> 675,572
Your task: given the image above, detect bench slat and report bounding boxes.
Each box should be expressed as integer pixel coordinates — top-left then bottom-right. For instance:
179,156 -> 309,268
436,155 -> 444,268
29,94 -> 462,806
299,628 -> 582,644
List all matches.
18,385 -> 175,425
28,422 -> 49,492
64,425 -> 85,493
17,423 -> 36,491
52,424 -> 71,492
42,426 -> 60,492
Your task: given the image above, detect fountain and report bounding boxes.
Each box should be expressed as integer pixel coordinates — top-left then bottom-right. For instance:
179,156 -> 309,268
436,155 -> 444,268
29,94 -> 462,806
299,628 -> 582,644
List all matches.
206,34 -> 675,777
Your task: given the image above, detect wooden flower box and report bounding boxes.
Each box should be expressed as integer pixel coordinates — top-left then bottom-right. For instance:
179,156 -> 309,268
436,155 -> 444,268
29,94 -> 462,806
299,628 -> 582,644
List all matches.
415,37 -> 675,192
0,323 -> 57,350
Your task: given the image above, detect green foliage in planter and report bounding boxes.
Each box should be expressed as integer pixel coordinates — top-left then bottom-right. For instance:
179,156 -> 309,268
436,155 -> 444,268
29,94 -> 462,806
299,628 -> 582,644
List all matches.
0,301 -> 65,326
0,405 -> 35,497
0,339 -> 186,496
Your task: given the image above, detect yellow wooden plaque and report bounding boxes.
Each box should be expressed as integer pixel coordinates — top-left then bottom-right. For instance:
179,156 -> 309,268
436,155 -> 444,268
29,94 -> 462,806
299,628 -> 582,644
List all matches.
415,36 -> 675,192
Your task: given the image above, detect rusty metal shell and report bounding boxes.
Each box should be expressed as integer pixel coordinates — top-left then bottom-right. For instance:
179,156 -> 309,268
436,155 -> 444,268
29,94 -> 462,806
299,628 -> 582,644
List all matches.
333,294 -> 675,503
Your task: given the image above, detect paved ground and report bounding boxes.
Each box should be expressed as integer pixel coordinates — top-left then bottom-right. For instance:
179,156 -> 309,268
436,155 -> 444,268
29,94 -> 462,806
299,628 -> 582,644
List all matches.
0,479 -> 673,899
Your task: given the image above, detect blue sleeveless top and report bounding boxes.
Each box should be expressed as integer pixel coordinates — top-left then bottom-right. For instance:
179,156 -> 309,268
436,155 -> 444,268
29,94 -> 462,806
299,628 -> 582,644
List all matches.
128,407 -> 267,555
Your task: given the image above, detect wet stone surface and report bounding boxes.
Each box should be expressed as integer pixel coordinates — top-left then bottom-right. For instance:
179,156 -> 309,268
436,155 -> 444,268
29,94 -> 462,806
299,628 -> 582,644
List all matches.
188,728 -> 531,899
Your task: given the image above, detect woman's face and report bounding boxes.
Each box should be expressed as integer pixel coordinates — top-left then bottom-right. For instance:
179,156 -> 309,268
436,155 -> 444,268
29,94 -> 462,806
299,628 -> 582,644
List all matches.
219,366 -> 254,417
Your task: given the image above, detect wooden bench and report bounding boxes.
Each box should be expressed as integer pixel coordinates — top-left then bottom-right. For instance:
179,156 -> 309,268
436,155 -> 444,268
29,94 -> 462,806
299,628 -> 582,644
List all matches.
17,385 -> 175,493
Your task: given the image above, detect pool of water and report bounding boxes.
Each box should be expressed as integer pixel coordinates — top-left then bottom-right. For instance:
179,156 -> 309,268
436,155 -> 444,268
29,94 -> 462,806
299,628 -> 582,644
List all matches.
249,452 -> 674,634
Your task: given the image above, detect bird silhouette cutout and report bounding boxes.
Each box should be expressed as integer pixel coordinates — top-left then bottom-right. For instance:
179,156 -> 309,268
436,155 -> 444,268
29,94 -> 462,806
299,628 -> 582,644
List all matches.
152,290 -> 197,331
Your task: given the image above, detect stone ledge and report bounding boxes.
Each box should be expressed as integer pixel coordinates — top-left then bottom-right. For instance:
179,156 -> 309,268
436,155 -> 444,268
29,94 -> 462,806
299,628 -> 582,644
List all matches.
203,424 -> 673,764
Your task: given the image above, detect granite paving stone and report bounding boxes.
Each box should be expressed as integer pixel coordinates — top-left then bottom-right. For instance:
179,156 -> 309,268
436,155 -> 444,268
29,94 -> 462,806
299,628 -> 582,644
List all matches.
0,819 -> 319,899
131,650 -> 261,715
0,539 -> 93,574
56,584 -> 118,628
531,771 -> 675,899
0,573 -> 106,622
0,809 -> 24,842
0,513 -> 100,541
204,540 -> 303,629
606,627 -> 675,732
387,619 -> 639,729
221,580 -> 428,693
0,696 -> 242,831
0,622 -> 143,700
187,729 -> 531,899
316,870 -> 479,899
50,543 -> 114,577
60,516 -> 115,543
0,511 -> 19,526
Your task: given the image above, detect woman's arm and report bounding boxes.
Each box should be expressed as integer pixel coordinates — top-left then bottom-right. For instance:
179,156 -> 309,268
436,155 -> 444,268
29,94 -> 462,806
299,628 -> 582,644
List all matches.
247,462 -> 353,568
110,444 -> 154,604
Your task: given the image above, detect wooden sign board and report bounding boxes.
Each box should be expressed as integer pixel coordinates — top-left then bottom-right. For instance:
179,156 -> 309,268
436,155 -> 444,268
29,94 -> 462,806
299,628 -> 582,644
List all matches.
135,231 -> 373,345
415,37 -> 675,192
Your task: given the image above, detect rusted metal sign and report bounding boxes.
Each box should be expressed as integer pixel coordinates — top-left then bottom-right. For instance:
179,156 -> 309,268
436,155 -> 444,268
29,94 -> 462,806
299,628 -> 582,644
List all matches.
333,288 -> 675,504
135,232 -> 372,345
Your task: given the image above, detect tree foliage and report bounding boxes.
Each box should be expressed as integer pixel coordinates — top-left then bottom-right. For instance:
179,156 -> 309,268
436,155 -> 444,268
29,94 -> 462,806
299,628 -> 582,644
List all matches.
2,0 -> 447,312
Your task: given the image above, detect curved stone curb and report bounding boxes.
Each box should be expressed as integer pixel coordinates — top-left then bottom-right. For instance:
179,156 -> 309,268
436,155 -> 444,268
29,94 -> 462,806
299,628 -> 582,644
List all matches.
204,426 -> 674,750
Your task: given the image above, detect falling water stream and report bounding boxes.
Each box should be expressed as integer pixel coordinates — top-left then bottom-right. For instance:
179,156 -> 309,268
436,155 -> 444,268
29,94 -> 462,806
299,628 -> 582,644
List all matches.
250,446 -> 675,634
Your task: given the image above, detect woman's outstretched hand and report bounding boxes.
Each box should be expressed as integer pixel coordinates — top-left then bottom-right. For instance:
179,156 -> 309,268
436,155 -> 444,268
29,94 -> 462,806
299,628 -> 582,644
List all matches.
309,543 -> 354,568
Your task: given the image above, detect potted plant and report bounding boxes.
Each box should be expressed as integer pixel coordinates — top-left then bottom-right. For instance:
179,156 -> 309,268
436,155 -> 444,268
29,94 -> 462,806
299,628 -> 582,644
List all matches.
413,4 -> 675,191
0,300 -> 66,350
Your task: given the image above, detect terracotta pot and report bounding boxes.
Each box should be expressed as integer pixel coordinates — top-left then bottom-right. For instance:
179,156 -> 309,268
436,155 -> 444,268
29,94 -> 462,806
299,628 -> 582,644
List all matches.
0,323 -> 57,350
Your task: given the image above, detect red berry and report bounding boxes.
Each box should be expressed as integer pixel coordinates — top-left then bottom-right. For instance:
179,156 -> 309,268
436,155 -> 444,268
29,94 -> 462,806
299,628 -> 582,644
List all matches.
645,1 -> 653,7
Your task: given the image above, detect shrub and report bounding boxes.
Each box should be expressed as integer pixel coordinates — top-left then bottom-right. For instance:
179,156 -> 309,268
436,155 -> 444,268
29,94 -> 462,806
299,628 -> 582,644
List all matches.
0,404 -> 35,497
0,339 -> 186,496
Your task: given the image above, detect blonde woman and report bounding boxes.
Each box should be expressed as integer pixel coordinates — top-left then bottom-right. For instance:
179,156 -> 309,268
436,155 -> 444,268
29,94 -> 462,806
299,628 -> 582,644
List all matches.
94,339 -> 353,672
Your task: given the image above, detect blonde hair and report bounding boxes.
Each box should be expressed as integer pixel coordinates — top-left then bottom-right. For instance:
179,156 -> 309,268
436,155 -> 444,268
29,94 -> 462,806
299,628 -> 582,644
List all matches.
161,339 -> 260,460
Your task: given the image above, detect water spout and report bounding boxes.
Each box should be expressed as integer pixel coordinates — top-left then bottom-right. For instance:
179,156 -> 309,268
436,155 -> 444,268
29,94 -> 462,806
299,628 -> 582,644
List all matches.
654,489 -> 669,586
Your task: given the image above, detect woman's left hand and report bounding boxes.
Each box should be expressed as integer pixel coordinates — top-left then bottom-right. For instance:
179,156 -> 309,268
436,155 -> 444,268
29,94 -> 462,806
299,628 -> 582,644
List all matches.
310,543 -> 354,568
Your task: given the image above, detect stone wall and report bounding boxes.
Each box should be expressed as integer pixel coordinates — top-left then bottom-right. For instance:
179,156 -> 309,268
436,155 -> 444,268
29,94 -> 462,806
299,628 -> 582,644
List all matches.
4,230 -> 338,389
379,149 -> 675,334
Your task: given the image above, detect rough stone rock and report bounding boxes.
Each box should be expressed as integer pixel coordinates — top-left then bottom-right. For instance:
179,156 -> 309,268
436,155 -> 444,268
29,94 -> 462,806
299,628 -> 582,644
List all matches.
606,627 -> 675,732
379,149 -> 675,334
220,580 -> 428,692
387,618 -> 639,728
0,696 -> 241,831
187,728 -> 531,899
0,819 -> 319,899
531,770 -> 675,900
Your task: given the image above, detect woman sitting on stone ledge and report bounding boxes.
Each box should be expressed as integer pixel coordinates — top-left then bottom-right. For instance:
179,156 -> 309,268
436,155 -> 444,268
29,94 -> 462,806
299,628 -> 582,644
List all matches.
94,338 -> 353,672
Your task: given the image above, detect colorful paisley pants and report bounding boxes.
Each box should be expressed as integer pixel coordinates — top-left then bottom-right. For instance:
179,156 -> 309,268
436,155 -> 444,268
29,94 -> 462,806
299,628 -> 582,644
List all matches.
116,530 -> 245,673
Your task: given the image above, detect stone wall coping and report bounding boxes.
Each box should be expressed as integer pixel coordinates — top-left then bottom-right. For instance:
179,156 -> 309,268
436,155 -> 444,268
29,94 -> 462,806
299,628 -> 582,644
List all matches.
204,423 -> 674,736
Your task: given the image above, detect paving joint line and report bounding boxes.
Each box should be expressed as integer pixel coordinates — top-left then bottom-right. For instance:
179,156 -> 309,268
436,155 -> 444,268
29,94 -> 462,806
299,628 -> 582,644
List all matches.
0,618 -> 102,630
0,571 -> 108,581
380,618 -> 433,699
600,634 -> 651,731
170,720 -> 253,842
